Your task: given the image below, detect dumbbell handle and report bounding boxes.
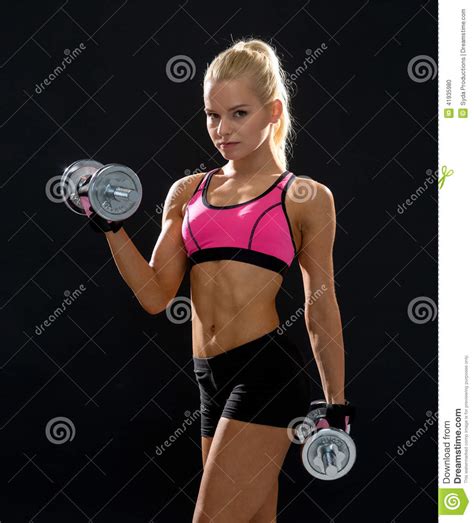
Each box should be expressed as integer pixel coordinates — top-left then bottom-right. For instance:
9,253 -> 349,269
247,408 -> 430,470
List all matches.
319,444 -> 338,477
104,185 -> 140,203
77,177 -> 139,203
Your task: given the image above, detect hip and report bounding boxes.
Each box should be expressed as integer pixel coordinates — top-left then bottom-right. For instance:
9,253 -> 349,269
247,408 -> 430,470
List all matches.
192,326 -> 309,391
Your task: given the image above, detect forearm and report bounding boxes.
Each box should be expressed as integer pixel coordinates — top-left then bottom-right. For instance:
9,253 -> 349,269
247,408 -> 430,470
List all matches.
305,300 -> 345,404
104,228 -> 166,314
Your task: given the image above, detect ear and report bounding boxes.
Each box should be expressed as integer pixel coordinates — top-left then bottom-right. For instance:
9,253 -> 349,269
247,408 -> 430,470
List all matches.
270,98 -> 283,123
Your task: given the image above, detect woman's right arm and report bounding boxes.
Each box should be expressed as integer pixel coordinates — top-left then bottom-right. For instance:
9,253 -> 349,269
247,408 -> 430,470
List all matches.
103,177 -> 191,315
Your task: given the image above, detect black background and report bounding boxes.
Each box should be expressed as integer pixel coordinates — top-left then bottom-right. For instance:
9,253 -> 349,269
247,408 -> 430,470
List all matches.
1,0 -> 438,521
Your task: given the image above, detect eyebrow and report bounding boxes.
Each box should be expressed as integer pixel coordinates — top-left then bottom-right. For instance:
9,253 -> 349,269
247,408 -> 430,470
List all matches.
204,104 -> 250,112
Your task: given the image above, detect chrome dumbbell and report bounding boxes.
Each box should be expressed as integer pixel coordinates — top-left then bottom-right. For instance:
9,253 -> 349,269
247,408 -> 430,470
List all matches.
296,400 -> 357,480
60,159 -> 142,221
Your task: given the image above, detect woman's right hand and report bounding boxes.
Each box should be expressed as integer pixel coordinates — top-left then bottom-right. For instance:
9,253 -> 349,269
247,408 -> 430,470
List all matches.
88,210 -> 124,234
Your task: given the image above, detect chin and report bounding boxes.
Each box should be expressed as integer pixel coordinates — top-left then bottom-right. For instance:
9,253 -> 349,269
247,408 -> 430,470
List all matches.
220,146 -> 248,158
221,152 -> 245,160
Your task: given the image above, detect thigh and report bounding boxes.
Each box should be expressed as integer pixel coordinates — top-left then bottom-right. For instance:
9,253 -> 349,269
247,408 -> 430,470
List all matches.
194,367 -> 226,438
199,438 -> 279,522
193,417 -> 292,523
250,478 -> 278,523
201,435 -> 213,468
220,340 -> 311,430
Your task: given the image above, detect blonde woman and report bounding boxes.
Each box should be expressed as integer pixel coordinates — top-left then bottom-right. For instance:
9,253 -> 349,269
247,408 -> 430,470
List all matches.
102,38 -> 348,522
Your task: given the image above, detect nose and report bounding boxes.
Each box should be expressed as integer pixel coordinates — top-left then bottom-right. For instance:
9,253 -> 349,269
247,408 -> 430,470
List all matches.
217,117 -> 232,138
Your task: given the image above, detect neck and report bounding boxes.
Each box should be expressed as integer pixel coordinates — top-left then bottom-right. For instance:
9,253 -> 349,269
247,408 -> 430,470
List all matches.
222,141 -> 284,178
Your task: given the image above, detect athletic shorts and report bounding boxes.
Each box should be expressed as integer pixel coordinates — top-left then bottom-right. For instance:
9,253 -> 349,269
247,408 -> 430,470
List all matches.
192,327 -> 311,438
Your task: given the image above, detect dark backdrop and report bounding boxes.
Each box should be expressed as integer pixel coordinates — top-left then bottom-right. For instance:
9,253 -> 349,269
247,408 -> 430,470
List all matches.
0,1 -> 438,521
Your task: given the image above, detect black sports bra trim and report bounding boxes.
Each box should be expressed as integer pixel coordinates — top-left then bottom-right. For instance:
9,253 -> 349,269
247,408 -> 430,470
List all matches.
202,169 -> 290,209
185,209 -> 201,251
281,173 -> 298,256
190,169 -> 218,199
188,247 -> 289,275
248,203 -> 282,250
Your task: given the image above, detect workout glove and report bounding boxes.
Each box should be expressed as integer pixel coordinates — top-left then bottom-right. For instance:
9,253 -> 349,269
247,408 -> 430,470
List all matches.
325,401 -> 356,432
88,210 -> 124,234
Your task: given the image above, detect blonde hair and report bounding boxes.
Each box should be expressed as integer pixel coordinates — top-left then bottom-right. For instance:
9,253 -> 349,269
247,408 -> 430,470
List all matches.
203,38 -> 296,170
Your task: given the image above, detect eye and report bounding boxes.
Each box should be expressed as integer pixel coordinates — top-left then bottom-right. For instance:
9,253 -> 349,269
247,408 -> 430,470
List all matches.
206,110 -> 247,119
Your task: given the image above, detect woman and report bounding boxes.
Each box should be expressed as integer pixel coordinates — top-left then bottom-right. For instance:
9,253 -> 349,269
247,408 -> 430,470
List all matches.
101,39 -> 347,522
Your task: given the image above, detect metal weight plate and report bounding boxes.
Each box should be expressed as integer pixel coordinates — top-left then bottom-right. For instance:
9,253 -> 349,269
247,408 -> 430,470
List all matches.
301,428 -> 357,480
60,159 -> 104,215
88,164 -> 143,221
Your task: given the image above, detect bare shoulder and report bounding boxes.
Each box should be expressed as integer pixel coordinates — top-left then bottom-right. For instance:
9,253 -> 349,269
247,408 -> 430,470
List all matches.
164,172 -> 207,219
287,176 -> 335,231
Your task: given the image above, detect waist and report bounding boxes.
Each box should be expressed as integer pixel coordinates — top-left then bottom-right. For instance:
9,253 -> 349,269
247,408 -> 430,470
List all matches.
192,310 -> 281,358
192,326 -> 304,374
190,267 -> 281,313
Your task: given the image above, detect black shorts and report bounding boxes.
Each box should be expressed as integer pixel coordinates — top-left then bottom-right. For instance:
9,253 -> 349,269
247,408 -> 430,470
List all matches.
193,327 -> 311,438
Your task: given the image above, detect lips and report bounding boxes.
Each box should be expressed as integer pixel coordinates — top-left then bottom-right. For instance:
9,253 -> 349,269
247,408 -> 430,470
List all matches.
219,142 -> 239,148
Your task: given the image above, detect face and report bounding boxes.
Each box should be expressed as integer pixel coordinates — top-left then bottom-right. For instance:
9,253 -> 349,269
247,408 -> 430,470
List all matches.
203,78 -> 282,159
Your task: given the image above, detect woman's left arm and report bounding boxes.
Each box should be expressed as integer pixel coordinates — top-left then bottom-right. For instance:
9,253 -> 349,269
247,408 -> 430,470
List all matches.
296,179 -> 345,404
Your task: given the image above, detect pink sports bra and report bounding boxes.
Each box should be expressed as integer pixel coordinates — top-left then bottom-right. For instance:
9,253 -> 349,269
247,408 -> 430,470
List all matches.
181,168 -> 298,276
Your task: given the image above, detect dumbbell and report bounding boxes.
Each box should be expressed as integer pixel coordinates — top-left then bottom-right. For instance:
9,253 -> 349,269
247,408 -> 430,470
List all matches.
296,399 -> 357,480
60,159 -> 142,221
